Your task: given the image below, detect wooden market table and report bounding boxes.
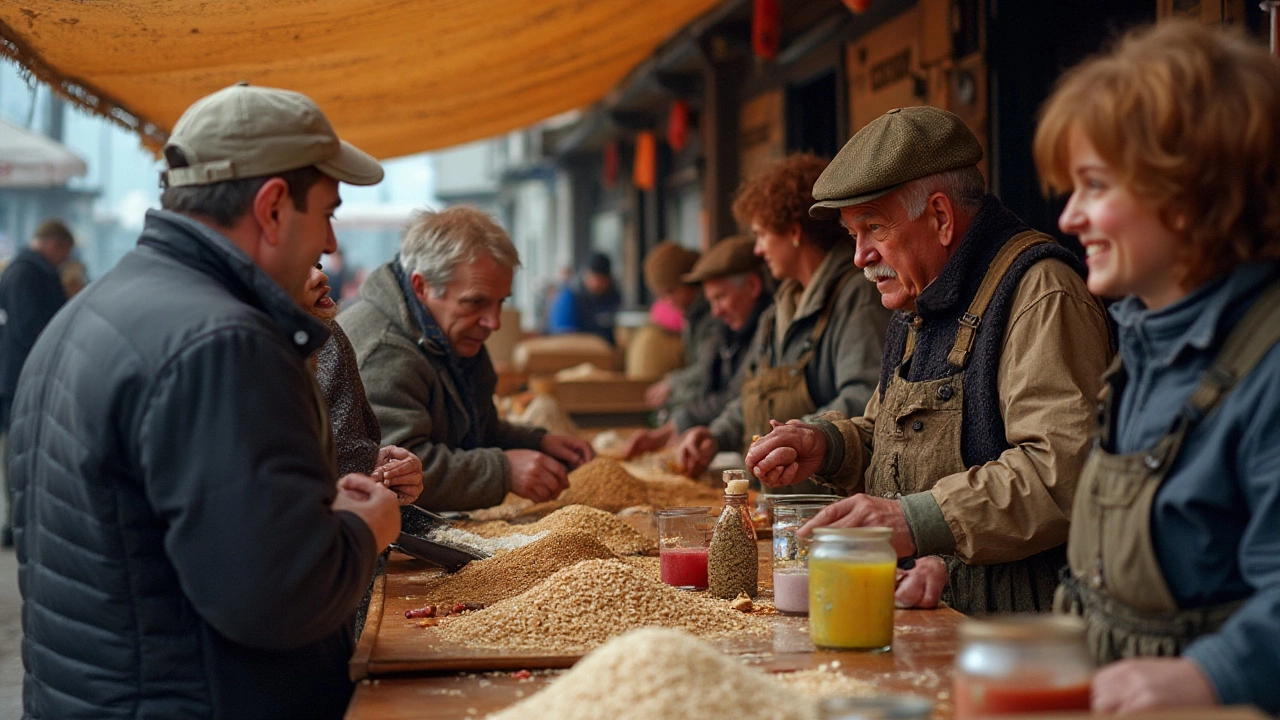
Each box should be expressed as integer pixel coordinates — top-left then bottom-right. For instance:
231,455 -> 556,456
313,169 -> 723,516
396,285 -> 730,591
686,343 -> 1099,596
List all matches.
346,541 -> 964,719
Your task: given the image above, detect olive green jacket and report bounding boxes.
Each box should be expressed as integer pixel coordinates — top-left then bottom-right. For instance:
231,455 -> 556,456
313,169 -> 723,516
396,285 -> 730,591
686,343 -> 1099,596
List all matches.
338,263 -> 545,511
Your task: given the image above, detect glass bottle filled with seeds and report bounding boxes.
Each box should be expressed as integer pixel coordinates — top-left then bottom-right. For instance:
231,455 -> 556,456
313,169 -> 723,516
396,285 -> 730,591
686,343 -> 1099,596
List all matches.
707,470 -> 758,599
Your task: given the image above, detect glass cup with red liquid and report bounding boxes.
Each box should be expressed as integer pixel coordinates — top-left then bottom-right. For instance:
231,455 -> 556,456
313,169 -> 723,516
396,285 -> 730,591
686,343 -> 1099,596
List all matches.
657,507 -> 714,590
953,615 -> 1094,718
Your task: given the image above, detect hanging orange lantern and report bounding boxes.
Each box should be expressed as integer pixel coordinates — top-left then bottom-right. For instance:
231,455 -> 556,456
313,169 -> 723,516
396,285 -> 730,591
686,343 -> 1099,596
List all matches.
752,0 -> 779,60
633,131 -> 657,191
841,0 -> 872,13
667,100 -> 690,152
603,141 -> 619,188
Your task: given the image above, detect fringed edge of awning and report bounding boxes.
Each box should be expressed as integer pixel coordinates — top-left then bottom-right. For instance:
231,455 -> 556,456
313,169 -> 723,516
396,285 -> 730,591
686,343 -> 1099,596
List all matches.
0,18 -> 168,152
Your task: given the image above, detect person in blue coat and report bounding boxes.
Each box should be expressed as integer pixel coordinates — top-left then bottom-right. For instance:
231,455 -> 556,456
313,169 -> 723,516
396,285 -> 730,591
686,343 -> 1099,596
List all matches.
548,251 -> 621,343
1035,20 -> 1280,715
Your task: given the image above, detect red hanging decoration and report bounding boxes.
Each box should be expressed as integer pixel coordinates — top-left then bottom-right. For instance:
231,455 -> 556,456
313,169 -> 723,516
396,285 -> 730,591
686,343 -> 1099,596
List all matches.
633,131 -> 657,191
841,0 -> 872,13
667,100 -> 690,152
752,0 -> 780,60
603,141 -> 619,188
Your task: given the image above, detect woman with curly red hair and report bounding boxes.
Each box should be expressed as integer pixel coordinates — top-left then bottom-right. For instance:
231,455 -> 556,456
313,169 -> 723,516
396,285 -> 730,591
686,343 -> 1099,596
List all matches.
1036,20 -> 1280,714
675,153 -> 890,492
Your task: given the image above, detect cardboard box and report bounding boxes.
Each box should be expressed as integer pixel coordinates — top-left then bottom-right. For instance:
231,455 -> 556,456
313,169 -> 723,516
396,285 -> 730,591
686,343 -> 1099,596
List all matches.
545,376 -> 651,414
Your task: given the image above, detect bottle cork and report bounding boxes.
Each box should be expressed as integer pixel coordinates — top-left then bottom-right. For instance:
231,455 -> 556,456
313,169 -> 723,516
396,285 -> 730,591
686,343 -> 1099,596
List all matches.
726,478 -> 749,495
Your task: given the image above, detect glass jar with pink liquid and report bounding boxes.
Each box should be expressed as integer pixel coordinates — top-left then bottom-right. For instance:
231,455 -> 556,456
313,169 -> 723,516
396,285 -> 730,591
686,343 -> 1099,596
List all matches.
771,498 -> 836,613
657,507 -> 713,590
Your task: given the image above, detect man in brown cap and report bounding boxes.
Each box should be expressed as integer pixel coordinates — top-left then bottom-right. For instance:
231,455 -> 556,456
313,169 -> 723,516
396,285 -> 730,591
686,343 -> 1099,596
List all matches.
11,83 -> 400,719
640,240 -> 712,409
746,106 -> 1112,615
625,236 -> 774,458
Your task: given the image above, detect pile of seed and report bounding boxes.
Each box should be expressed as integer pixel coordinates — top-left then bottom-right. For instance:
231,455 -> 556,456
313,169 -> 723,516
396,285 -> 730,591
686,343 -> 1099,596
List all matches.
776,667 -> 877,699
619,555 -> 661,582
464,505 -> 656,556
639,474 -> 724,508
557,458 -> 650,511
436,560 -> 769,654
487,627 -> 815,720
466,493 -> 534,521
425,526 -> 545,555
413,531 -> 616,607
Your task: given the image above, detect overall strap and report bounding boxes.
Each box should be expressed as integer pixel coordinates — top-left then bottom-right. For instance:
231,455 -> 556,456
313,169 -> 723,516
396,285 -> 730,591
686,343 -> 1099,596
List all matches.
947,230 -> 1057,368
1182,278 -> 1280,424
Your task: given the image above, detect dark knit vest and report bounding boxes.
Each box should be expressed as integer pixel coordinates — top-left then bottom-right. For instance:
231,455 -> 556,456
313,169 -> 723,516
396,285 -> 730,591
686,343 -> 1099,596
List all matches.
878,195 -> 1087,467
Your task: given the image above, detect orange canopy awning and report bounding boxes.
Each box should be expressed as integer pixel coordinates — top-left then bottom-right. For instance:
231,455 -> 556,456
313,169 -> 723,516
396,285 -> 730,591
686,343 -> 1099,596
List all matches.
0,0 -> 720,158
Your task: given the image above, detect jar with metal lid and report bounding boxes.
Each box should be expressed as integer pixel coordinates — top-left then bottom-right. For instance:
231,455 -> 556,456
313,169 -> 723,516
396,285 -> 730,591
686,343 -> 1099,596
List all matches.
953,615 -> 1093,718
808,527 -> 896,651
771,498 -> 836,614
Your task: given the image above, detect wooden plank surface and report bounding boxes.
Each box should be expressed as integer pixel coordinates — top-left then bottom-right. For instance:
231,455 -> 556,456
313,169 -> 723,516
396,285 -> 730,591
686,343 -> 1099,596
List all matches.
350,540 -> 964,717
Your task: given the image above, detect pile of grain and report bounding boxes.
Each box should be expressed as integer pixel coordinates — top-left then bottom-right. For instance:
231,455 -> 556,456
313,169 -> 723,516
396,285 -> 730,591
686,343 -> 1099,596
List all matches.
465,505 -> 656,556
436,560 -> 769,653
414,531 -> 616,606
556,458 -> 650,512
465,493 -> 534,521
425,526 -> 544,555
487,627 -> 815,720
619,555 -> 661,582
639,473 -> 724,509
776,667 -> 877,699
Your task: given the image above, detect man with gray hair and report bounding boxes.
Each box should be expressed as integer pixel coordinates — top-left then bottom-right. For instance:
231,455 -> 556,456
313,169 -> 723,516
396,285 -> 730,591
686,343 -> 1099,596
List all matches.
341,206 -> 594,510
746,107 -> 1112,615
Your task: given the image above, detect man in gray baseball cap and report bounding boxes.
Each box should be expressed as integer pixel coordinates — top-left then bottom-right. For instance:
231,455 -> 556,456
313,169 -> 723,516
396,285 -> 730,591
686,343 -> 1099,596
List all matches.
745,106 -> 1112,617
12,83 -> 400,719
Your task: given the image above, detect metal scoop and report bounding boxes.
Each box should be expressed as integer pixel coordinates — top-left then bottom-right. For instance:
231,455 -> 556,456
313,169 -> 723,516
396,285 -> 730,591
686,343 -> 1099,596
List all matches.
389,505 -> 491,573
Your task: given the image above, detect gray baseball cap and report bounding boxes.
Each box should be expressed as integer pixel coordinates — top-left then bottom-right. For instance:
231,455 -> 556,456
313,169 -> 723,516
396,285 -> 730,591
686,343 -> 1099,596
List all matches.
809,106 -> 982,219
161,82 -> 383,188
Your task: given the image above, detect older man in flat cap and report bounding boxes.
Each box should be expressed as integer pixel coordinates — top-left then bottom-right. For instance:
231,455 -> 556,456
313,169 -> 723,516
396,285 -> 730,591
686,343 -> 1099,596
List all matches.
626,236 -> 774,458
11,83 -> 400,718
747,107 -> 1112,615
640,240 -> 713,410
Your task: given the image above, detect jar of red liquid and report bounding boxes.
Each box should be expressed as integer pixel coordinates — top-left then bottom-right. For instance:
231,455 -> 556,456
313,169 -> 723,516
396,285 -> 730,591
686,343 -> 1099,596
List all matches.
657,507 -> 713,590
953,615 -> 1093,718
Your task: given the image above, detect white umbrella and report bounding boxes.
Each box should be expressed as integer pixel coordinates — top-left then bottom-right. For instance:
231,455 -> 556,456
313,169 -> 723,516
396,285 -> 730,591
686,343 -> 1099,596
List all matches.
0,117 -> 88,188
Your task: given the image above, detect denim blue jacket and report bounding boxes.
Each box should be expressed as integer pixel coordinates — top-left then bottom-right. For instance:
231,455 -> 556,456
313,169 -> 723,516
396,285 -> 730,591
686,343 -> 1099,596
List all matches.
1110,261 -> 1280,712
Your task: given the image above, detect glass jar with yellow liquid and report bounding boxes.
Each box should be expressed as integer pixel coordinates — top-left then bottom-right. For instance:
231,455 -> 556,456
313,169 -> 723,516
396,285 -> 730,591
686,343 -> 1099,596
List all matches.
808,527 -> 897,652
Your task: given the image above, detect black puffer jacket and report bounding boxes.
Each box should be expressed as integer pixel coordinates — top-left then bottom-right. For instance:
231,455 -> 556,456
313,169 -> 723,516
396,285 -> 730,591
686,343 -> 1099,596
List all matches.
11,210 -> 378,720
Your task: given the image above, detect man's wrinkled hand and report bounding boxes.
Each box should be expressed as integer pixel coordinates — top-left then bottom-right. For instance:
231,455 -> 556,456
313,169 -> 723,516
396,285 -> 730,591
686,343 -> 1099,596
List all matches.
539,433 -> 593,470
796,493 -> 916,558
675,427 -> 717,477
1092,658 -> 1218,713
645,380 -> 672,408
894,556 -> 947,608
506,449 -> 570,503
620,423 -> 675,460
745,419 -> 827,487
372,445 -> 423,505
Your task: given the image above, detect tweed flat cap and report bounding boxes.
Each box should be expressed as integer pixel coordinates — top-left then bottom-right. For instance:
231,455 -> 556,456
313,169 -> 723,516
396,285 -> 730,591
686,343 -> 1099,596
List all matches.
809,106 -> 982,218
682,235 -> 760,283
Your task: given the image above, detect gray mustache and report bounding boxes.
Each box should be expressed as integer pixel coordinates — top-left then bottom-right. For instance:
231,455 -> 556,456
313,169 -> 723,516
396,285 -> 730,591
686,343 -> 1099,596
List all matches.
864,264 -> 897,282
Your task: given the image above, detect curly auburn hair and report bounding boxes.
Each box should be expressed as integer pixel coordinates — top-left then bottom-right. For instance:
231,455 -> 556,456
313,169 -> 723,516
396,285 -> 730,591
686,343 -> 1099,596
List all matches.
731,152 -> 845,252
1035,20 -> 1280,290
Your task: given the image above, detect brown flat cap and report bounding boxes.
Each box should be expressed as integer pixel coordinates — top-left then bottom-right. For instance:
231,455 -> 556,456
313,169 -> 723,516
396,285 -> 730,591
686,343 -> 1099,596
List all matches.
810,106 -> 982,219
643,241 -> 700,295
682,235 -> 760,283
